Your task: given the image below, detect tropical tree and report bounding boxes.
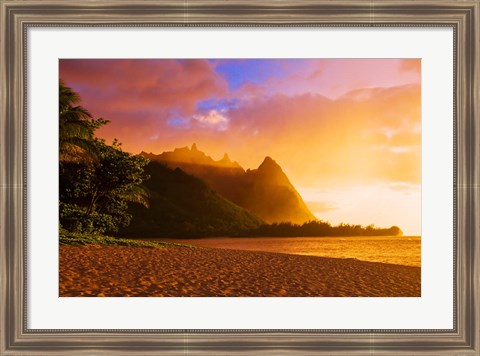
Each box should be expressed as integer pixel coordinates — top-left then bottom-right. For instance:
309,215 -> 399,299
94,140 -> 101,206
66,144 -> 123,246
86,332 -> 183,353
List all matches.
59,80 -> 107,164
59,80 -> 150,234
60,139 -> 150,234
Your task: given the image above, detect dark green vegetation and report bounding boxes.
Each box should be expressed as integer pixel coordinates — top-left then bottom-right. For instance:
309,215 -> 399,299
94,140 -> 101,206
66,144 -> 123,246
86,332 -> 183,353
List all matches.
60,229 -> 190,248
118,162 -> 264,238
142,147 -> 315,224
59,81 -> 149,236
60,140 -> 150,234
59,80 -> 403,242
59,80 -> 101,164
245,221 -> 403,237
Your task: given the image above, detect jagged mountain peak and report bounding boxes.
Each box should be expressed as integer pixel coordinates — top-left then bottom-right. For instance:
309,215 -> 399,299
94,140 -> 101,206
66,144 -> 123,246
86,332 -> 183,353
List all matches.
139,146 -> 315,225
141,144 -> 243,170
219,152 -> 231,163
255,156 -> 290,185
120,161 -> 264,238
258,156 -> 280,170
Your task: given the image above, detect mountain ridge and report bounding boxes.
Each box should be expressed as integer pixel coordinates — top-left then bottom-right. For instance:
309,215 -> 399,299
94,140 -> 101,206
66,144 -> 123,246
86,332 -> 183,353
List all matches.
119,161 -> 264,238
141,145 -> 315,224
141,143 -> 243,170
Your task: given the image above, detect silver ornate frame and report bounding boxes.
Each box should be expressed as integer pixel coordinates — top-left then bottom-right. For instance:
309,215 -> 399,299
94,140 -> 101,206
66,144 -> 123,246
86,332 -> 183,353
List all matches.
1,0 -> 479,354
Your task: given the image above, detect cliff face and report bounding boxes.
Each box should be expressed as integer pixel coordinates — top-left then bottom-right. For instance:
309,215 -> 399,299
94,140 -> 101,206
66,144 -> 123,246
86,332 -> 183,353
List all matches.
239,156 -> 316,224
142,145 -> 315,224
119,161 -> 264,238
141,143 -> 243,170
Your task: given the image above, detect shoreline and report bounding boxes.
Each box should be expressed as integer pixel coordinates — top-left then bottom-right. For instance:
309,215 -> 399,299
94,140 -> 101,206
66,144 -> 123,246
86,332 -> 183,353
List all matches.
136,235 -> 421,268
60,244 -> 421,297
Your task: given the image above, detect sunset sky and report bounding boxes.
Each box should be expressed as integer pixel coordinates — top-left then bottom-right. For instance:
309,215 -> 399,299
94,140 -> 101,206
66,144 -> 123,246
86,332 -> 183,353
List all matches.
60,59 -> 421,235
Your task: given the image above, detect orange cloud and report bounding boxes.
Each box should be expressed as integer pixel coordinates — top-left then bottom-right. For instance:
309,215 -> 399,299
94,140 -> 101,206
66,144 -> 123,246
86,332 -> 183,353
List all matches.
192,110 -> 229,131
132,84 -> 420,192
244,59 -> 421,99
59,59 -> 421,234
172,84 -> 422,188
61,59 -> 421,189
399,59 -> 421,74
60,59 -> 228,117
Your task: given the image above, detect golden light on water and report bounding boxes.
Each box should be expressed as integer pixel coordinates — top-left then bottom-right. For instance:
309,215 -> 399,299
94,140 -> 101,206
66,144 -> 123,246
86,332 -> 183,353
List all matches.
60,59 -> 421,234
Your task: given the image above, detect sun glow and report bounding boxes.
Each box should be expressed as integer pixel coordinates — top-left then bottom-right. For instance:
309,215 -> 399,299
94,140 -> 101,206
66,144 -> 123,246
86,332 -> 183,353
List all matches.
60,58 -> 421,234
299,184 -> 421,236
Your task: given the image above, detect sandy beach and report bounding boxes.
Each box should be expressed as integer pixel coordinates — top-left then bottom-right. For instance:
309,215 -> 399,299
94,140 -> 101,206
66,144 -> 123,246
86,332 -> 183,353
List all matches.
59,245 -> 420,297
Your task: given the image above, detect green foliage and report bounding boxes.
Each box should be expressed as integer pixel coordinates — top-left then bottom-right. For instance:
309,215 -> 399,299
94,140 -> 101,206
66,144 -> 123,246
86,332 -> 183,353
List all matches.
60,140 -> 150,234
245,221 -> 404,237
118,162 -> 264,238
59,80 -> 150,235
59,80 -> 110,164
59,229 -> 192,248
58,80 -> 401,240
60,203 -> 125,234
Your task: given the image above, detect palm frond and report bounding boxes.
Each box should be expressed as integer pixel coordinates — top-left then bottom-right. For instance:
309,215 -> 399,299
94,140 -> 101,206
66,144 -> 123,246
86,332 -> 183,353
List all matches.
60,105 -> 93,122
59,137 -> 99,164
59,80 -> 100,165
59,80 -> 82,108
59,120 -> 93,140
119,185 -> 151,208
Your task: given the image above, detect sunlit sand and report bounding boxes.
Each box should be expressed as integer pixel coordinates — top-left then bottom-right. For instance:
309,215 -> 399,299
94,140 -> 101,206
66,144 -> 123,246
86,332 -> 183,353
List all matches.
60,245 -> 420,297
58,60 -> 422,299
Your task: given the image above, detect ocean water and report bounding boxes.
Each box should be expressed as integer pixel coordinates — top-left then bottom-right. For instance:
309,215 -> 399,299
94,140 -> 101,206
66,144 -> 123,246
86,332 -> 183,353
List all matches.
156,236 -> 421,267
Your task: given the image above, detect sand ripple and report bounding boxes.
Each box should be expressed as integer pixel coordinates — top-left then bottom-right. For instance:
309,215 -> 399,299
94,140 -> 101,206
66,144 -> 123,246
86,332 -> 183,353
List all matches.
59,245 -> 420,297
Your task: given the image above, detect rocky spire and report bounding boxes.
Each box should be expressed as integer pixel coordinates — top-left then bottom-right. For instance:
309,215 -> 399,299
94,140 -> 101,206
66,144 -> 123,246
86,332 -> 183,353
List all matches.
221,153 -> 231,162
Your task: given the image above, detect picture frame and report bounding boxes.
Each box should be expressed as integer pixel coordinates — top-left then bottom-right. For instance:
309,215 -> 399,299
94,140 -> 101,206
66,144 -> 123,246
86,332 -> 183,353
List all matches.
1,0 -> 478,354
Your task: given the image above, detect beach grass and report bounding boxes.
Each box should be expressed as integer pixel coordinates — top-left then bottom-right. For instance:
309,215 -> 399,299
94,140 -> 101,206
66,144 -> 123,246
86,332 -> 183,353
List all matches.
59,229 -> 192,249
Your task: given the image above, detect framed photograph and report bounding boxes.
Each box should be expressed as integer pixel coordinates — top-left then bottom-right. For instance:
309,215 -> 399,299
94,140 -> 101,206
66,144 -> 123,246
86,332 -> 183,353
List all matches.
1,0 -> 478,354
